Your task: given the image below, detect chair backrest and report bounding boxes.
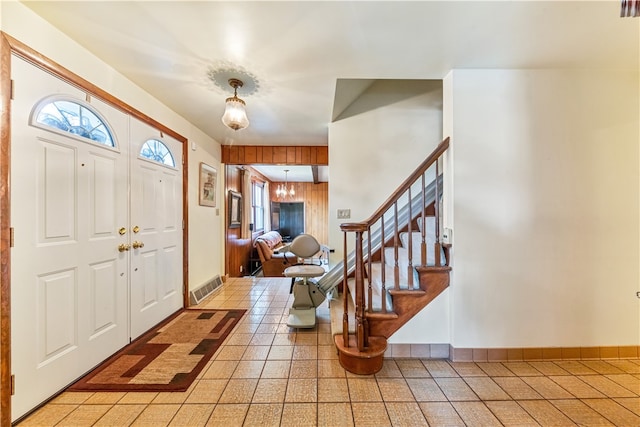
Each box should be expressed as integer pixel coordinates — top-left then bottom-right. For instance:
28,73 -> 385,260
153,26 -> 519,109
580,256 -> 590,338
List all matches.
254,239 -> 273,261
289,234 -> 321,258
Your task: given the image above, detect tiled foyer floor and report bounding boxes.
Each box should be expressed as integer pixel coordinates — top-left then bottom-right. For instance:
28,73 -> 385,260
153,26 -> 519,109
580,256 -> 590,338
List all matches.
19,277 -> 640,426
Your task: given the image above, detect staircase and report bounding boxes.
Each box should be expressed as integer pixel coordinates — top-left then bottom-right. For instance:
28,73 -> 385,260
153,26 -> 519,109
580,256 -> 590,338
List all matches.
331,137 -> 451,375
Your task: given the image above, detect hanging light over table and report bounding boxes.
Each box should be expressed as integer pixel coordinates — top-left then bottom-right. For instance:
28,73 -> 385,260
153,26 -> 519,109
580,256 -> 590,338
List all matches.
276,169 -> 295,199
621,0 -> 640,17
221,78 -> 250,131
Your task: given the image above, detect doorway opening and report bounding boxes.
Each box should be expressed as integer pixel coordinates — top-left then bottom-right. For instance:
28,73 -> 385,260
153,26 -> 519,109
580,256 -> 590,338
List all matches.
274,202 -> 304,242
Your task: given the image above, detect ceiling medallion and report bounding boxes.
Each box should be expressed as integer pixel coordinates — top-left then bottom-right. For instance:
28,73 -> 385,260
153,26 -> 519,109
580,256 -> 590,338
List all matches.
207,62 -> 261,96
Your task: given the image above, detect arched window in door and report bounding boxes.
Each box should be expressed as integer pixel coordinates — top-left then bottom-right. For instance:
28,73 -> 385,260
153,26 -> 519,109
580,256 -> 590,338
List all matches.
139,139 -> 176,167
32,96 -> 115,147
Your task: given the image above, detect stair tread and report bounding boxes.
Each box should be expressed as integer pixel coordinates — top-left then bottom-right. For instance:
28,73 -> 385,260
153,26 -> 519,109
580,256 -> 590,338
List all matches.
345,262 -> 426,312
369,262 -> 421,289
415,265 -> 452,272
365,311 -> 399,320
383,225 -> 447,268
388,288 -> 427,296
346,278 -> 394,313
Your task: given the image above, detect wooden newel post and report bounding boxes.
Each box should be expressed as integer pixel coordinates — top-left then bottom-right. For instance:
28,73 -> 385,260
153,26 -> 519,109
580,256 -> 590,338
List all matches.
340,222 -> 369,351
342,232 -> 349,347
353,228 -> 366,351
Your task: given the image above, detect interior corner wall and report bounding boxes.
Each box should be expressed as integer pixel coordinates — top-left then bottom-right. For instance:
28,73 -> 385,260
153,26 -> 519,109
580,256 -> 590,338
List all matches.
328,79 -> 449,343
449,69 -> 640,348
189,132 -> 225,289
328,80 -> 444,259
2,2 -> 225,294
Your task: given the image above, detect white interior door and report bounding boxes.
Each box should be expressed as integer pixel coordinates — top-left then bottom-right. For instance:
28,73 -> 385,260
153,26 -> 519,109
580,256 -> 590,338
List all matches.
10,57 -> 130,420
129,119 -> 183,339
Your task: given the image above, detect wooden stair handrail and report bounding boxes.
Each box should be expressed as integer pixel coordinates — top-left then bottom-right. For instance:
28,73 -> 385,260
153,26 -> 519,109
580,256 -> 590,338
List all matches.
336,138 -> 450,373
362,137 -> 448,227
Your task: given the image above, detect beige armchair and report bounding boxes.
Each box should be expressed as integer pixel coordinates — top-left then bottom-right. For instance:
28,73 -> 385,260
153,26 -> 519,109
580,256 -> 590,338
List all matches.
254,231 -> 296,277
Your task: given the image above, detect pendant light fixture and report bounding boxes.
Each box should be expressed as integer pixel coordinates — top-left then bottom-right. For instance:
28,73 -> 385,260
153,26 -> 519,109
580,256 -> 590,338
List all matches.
221,78 -> 250,131
276,169 -> 295,199
621,0 -> 640,16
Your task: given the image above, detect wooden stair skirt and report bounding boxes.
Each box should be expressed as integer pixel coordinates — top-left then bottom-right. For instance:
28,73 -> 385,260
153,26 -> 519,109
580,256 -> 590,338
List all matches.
330,265 -> 451,375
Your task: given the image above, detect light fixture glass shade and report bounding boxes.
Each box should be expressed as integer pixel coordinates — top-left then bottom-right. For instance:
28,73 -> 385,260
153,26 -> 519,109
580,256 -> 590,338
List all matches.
221,96 -> 249,131
276,170 -> 295,199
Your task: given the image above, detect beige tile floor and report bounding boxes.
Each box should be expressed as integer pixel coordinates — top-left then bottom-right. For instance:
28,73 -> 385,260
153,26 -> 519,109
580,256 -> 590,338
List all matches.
18,277 -> 640,426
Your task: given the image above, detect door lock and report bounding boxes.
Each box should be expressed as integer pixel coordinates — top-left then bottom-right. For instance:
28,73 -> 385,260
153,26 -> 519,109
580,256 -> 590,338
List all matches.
132,241 -> 145,249
118,243 -> 131,252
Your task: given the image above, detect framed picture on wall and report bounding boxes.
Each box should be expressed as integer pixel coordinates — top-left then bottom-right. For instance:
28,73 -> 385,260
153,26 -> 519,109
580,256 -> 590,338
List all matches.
199,163 -> 217,207
228,190 -> 242,228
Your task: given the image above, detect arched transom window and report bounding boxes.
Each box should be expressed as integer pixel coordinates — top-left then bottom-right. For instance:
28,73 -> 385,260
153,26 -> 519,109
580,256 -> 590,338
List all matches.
33,97 -> 115,147
140,139 -> 176,167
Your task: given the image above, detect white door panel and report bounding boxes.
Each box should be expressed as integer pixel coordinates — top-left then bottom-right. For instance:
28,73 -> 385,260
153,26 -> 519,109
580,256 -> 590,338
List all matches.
140,249 -> 159,309
38,139 -> 77,241
10,57 -> 129,421
88,259 -> 120,339
37,269 -> 77,365
161,246 -> 180,298
129,120 -> 183,339
89,152 -> 119,236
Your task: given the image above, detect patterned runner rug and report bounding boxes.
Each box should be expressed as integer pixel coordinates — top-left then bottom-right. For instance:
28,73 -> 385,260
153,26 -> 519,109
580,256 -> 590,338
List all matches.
67,309 -> 245,392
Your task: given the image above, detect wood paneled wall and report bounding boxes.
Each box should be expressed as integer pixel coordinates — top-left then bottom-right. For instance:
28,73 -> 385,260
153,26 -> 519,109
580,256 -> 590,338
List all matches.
225,165 -> 329,277
223,145 -> 329,277
271,182 -> 329,246
222,145 -> 328,165
225,165 -> 251,277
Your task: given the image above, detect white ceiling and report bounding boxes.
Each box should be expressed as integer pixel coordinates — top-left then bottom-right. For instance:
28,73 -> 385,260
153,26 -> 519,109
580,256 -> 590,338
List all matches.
252,165 -> 329,183
22,1 -> 638,151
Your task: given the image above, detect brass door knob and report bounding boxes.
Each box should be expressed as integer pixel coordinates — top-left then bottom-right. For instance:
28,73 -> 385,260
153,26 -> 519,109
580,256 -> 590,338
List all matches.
118,243 -> 131,252
132,241 -> 145,249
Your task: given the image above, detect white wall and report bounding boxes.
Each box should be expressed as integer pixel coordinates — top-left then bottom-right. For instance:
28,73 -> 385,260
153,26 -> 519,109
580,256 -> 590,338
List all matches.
329,70 -> 639,347
1,1 -> 226,291
328,80 -> 444,256
328,79 -> 449,343
448,69 -> 639,348
187,133 -> 225,288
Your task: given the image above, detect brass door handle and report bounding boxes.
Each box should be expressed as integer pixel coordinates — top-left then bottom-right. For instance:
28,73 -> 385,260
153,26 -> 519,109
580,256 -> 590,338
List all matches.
118,243 -> 131,252
132,241 -> 145,249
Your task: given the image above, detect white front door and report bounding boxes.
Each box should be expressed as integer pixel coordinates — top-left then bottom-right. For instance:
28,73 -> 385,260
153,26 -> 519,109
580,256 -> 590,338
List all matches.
129,119 -> 183,339
10,57 -> 130,420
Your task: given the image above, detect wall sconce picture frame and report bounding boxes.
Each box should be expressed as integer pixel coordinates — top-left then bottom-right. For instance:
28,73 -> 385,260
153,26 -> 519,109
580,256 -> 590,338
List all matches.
199,163 -> 217,207
228,190 -> 242,228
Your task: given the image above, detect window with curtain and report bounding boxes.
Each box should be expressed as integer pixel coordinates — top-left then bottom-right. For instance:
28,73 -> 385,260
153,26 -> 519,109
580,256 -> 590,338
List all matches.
252,181 -> 265,232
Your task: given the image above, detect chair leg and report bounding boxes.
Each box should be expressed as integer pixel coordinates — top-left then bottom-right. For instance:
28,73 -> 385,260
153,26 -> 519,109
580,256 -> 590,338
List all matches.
289,277 -> 295,294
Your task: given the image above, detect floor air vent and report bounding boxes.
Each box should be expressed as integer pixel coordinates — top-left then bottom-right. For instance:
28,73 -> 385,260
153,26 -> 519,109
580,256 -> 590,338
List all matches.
190,275 -> 223,305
